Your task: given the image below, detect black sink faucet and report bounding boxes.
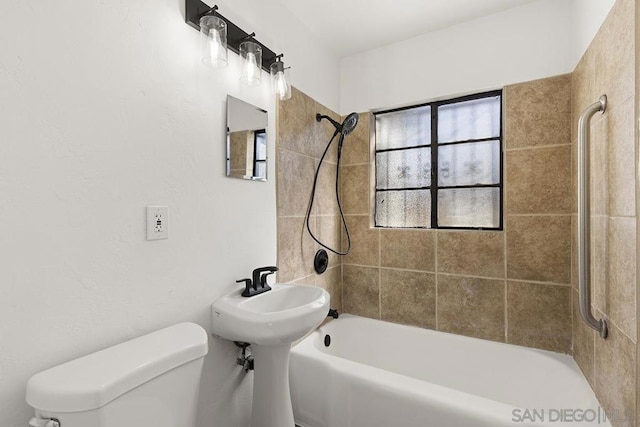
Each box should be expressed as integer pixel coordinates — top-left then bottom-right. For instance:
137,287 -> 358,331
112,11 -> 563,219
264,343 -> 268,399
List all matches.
237,266 -> 278,297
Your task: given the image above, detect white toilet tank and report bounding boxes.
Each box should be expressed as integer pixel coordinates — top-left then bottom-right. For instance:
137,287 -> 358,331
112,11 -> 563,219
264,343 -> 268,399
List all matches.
26,322 -> 208,427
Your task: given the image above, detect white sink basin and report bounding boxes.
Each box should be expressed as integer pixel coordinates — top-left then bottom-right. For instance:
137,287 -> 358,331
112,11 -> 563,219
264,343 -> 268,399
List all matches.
211,283 -> 331,427
211,283 -> 330,345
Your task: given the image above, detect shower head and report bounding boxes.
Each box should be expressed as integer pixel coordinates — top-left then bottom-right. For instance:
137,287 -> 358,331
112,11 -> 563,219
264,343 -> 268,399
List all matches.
316,112 -> 359,136
341,113 -> 359,136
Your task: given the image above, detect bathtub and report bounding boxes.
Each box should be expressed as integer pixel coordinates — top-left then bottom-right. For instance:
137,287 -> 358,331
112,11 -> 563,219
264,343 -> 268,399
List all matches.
290,315 -> 609,427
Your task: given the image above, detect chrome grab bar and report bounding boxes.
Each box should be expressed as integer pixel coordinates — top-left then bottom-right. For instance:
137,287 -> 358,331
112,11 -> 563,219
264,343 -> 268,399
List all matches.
577,95 -> 608,339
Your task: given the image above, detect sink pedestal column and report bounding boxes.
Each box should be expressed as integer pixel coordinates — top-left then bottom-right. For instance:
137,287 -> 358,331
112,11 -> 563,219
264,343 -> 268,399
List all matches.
250,344 -> 295,427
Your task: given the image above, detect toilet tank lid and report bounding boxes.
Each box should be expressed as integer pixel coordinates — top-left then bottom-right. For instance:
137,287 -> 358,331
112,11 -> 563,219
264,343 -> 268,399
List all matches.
26,322 -> 208,413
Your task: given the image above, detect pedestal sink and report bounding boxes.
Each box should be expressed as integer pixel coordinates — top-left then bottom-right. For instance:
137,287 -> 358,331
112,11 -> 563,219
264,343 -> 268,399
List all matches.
211,283 -> 330,427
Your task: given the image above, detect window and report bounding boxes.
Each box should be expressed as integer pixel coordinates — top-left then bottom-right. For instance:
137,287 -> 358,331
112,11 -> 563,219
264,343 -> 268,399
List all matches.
374,91 -> 502,230
253,129 -> 267,179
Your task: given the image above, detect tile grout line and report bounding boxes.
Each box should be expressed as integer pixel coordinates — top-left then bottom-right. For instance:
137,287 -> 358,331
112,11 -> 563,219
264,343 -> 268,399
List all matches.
505,142 -> 573,152
278,146 -> 339,166
342,161 -> 371,167
342,262 -> 572,288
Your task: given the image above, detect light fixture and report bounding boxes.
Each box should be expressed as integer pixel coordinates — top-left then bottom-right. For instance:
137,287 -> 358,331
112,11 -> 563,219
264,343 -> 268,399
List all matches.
270,54 -> 291,101
239,39 -> 262,87
185,0 -> 291,99
199,10 -> 227,68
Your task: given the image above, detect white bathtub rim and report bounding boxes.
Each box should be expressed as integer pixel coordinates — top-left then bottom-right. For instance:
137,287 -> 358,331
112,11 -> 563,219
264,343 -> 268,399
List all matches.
291,315 -> 609,427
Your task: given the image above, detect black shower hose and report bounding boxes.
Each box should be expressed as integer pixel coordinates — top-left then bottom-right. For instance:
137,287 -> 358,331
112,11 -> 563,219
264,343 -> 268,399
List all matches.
305,130 -> 351,256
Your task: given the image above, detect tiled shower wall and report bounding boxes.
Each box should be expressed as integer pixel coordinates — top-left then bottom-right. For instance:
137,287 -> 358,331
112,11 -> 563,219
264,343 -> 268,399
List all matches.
276,87 -> 343,311
276,3 -> 637,420
571,0 -> 637,424
339,73 -> 574,354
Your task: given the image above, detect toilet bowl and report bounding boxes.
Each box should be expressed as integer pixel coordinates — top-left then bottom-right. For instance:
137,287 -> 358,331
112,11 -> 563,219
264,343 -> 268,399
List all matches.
26,322 -> 208,427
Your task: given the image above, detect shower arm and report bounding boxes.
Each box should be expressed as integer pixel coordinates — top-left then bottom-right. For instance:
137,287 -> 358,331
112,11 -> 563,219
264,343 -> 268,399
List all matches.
577,95 -> 608,339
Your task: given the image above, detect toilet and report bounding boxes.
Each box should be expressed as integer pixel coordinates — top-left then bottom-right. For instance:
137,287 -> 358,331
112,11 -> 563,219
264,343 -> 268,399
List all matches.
26,322 -> 208,427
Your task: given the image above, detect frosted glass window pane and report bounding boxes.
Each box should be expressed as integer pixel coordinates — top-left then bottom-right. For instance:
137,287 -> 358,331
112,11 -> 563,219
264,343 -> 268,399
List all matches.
376,148 -> 431,190
376,190 -> 431,228
255,162 -> 266,179
438,188 -> 500,228
438,96 -> 500,143
438,140 -> 500,187
376,106 -> 431,150
255,133 -> 267,160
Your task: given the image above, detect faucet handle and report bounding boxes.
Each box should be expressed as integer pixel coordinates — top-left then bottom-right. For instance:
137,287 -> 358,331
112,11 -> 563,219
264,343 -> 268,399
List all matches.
236,278 -> 253,297
260,270 -> 276,287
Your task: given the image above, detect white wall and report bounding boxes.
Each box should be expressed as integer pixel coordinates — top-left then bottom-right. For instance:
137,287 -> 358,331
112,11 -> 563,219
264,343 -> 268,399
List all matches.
570,0 -> 616,64
0,0 -> 339,426
339,0 -> 575,114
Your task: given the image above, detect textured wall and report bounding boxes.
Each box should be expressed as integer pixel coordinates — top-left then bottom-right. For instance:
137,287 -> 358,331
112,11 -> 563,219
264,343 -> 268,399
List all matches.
340,73 -> 574,354
339,0 -> 574,114
276,87 -> 343,311
0,0 -> 340,426
569,0 -> 616,65
571,0 -> 637,425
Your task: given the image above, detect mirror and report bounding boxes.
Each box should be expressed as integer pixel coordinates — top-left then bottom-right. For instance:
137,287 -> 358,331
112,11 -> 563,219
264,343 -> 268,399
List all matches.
226,95 -> 268,181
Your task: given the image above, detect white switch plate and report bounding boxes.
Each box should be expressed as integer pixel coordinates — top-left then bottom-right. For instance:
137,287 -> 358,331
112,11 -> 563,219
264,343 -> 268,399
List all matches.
146,206 -> 169,240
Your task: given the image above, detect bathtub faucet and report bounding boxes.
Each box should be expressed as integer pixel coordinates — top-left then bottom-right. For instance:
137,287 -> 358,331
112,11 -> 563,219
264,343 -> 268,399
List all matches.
328,308 -> 339,319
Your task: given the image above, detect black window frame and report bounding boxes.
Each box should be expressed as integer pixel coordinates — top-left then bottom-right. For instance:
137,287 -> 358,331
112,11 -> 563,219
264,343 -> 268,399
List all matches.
252,129 -> 267,178
374,90 -> 503,231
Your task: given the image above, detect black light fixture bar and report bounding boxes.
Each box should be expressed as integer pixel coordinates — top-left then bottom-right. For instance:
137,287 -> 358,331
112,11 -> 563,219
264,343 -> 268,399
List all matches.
185,0 -> 279,72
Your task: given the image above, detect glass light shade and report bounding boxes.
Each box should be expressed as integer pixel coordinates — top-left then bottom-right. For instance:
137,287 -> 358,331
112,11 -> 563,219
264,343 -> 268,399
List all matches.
200,15 -> 227,68
270,61 -> 291,100
239,41 -> 262,86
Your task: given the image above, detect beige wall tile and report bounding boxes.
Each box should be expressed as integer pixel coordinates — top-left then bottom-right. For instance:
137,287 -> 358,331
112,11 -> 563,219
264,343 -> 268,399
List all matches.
278,87 -> 341,161
506,146 -> 572,215
606,217 -> 637,341
380,268 -> 436,329
316,215 -> 343,269
571,215 -> 578,290
506,216 -> 571,283
381,229 -> 435,271
570,2 -> 638,424
438,231 -> 505,278
343,265 -> 379,318
595,323 -> 636,427
343,215 -> 379,266
590,116 -> 609,216
317,106 -> 341,165
593,0 -> 634,109
591,215 -> 608,311
572,49 -> 596,135
341,164 -> 369,215
277,149 -> 316,217
277,87 -> 316,158
571,142 -> 577,214
607,98 -> 636,217
507,281 -> 572,353
315,160 -> 338,216
342,112 -> 371,165
277,216 -> 316,283
572,290 -> 595,388
505,74 -> 571,149
317,266 -> 342,313
437,275 -> 505,342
